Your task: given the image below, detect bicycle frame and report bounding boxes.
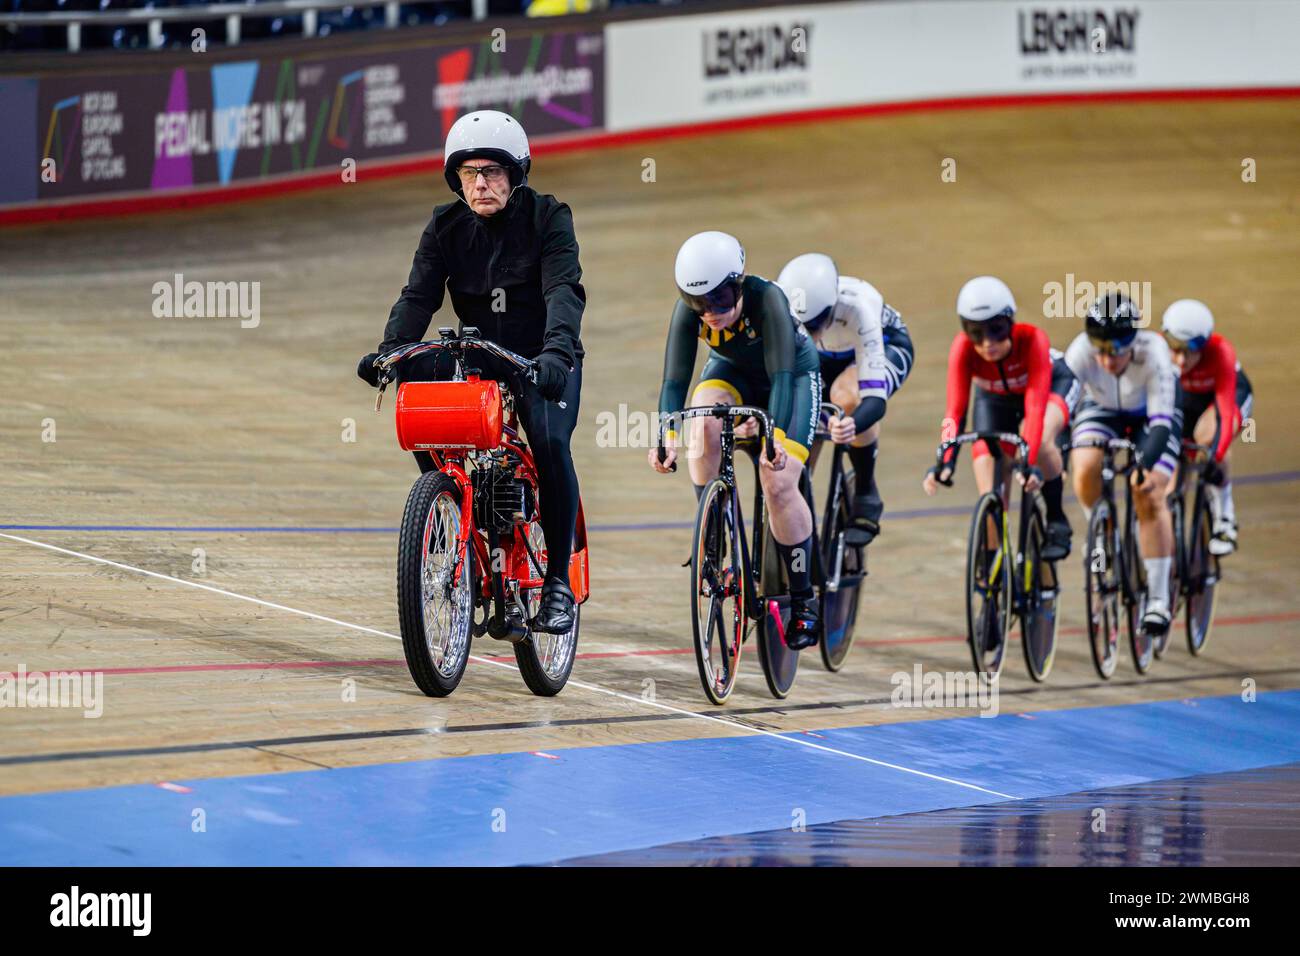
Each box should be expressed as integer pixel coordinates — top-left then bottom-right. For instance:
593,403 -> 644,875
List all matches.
380,328 -> 589,643
936,430 -> 1030,594
810,402 -> 855,591
658,403 -> 776,620
1171,440 -> 1219,646
1070,435 -> 1143,593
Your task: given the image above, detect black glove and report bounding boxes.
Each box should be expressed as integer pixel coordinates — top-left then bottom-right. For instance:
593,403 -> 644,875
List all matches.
926,464 -> 954,487
1204,460 -> 1226,487
535,352 -> 571,402
357,352 -> 381,388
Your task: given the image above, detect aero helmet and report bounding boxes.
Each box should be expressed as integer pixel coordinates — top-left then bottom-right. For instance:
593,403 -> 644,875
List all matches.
956,276 -> 1016,343
777,253 -> 839,332
675,231 -> 745,315
1161,299 -> 1214,352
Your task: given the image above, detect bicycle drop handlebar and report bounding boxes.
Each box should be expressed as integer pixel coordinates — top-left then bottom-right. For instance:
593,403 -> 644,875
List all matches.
655,403 -> 778,473
371,327 -> 539,409
1066,435 -> 1147,482
931,431 -> 1032,486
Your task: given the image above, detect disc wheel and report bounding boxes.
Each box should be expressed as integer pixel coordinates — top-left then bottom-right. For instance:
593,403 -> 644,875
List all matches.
752,513 -> 802,699
1084,500 -> 1121,679
397,472 -> 474,697
819,468 -> 864,672
691,478 -> 746,705
966,494 -> 1011,680
1186,491 -> 1219,655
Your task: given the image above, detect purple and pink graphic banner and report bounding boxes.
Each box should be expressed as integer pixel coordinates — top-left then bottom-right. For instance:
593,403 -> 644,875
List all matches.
0,27 -> 604,208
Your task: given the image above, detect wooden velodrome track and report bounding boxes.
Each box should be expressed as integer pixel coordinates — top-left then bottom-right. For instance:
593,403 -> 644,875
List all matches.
2,97 -> 1299,804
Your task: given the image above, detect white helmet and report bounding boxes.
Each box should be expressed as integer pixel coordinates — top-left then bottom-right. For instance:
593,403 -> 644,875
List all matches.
1161,299 -> 1214,351
777,253 -> 838,331
957,276 -> 1017,323
674,231 -> 745,314
443,110 -> 531,195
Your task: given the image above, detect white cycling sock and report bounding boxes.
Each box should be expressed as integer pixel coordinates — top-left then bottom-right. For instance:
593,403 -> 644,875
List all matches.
1145,556 -> 1172,609
1220,483 -> 1235,523
1081,504 -> 1092,523
1204,481 -> 1222,516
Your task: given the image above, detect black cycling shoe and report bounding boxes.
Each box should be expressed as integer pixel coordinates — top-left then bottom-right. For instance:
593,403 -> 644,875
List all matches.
844,492 -> 883,547
785,595 -> 821,650
1141,604 -> 1172,637
1041,519 -> 1072,562
531,579 -> 576,634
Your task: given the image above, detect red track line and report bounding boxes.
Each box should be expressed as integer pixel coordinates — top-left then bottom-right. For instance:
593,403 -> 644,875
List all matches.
15,612 -> 1297,677
5,86 -> 1298,225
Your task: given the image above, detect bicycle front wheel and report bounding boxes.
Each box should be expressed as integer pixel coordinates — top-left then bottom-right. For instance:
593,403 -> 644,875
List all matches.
1019,504 -> 1059,682
1084,500 -> 1121,679
966,493 -> 1011,680
397,471 -> 475,697
691,478 -> 747,705
1186,489 -> 1218,655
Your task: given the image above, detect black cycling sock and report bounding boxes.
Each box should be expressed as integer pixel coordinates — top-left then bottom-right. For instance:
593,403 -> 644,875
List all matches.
776,536 -> 815,601
848,441 -> 877,497
693,483 -> 706,501
1043,475 -> 1066,523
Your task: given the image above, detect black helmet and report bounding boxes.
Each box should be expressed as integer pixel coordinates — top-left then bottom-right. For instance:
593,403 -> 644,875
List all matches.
1085,291 -> 1140,352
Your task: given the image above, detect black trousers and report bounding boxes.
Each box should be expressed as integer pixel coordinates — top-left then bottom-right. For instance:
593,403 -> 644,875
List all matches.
398,350 -> 582,582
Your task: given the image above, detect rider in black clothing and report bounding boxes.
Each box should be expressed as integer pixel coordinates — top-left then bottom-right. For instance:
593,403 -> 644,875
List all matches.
357,110 -> 584,634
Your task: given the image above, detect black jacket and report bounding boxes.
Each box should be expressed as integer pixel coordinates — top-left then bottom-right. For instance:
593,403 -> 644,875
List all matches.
379,187 -> 585,366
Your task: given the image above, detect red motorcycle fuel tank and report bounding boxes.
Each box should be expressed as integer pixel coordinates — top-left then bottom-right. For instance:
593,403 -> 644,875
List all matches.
394,375 -> 503,451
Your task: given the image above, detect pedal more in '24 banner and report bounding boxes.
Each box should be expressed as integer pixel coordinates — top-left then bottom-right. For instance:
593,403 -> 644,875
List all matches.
0,27 -> 604,207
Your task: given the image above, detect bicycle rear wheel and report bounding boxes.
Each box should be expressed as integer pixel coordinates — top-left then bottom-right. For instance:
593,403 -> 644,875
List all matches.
966,493 -> 1011,680
1186,488 -> 1218,655
1156,495 -> 1183,659
819,466 -> 864,672
1123,498 -> 1153,674
756,529 -> 801,699
1084,500 -> 1121,679
397,471 -> 474,697
691,478 -> 747,705
514,519 -> 579,697
1019,504 -> 1059,682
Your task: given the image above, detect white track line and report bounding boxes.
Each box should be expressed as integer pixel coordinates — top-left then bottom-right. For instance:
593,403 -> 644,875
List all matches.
1,531 -> 1019,800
